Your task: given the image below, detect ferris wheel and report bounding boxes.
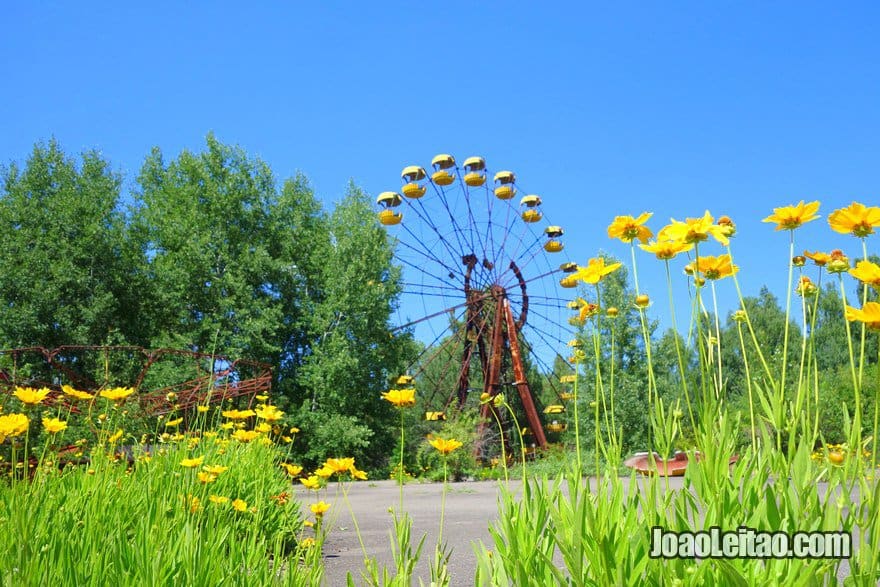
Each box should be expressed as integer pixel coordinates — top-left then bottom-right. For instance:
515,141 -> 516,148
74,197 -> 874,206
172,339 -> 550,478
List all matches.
377,154 -> 578,455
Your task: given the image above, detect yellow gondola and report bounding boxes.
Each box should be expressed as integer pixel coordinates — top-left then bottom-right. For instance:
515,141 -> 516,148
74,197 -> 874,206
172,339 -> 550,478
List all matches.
425,411 -> 446,421
547,421 -> 567,433
402,183 -> 426,198
520,195 -> 542,222
378,209 -> 403,225
559,392 -> 574,401
544,240 -> 564,253
431,154 -> 455,170
401,166 -> 427,199
431,154 -> 455,185
544,405 -> 565,414
559,262 -> 578,273
559,374 -> 577,384
463,156 -> 486,187
376,191 -> 403,208
401,166 -> 427,182
493,171 -> 516,200
559,275 -> 578,288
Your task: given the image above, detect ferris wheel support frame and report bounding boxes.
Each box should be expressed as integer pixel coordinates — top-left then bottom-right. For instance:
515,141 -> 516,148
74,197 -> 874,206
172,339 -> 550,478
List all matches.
469,268 -> 548,451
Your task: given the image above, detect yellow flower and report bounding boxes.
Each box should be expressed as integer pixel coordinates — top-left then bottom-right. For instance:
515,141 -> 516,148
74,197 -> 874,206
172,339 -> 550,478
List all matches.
202,465 -> 229,475
209,495 -> 229,505
300,475 -> 321,490
0,413 -> 29,443
197,405 -> 209,413
658,211 -> 730,245
804,250 -> 831,266
575,257 -> 622,285
165,417 -> 183,428
232,498 -> 248,512
300,537 -> 316,548
255,405 -> 284,421
188,495 -> 201,513
607,212 -> 653,244
42,417 -> 68,434
220,422 -> 234,430
762,200 -> 820,231
578,303 -> 599,321
255,394 -> 269,402
849,260 -> 880,289
429,437 -> 464,455
14,387 -> 51,405
325,457 -> 356,475
310,501 -> 331,517
62,385 -> 94,400
282,463 -> 303,477
828,202 -> 880,237
314,464 -> 334,478
180,456 -> 204,468
222,409 -> 255,420
692,254 -> 739,280
255,422 -> 272,433
638,240 -> 694,260
231,429 -> 260,443
382,388 -> 416,408
845,302 -> 880,331
100,387 -> 135,402
351,468 -> 368,481
108,429 -> 124,443
197,471 -> 217,484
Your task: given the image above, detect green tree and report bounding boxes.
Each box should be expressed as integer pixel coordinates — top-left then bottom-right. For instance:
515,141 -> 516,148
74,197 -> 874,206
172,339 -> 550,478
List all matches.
294,184 -> 417,467
0,140 -> 141,349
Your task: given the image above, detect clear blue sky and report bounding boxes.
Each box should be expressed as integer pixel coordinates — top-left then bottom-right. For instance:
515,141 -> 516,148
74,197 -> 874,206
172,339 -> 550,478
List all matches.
2,2 -> 878,344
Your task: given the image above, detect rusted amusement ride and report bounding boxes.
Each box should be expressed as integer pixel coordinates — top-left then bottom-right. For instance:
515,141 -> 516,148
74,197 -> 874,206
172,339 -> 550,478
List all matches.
0,345 -> 271,416
377,155 -> 578,459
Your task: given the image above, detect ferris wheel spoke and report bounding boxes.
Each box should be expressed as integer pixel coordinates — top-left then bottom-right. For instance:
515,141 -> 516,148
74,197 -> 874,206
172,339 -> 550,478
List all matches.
401,281 -> 465,294
394,235 -> 465,283
523,312 -> 568,349
403,193 -> 474,276
517,332 -> 574,403
427,179 -> 475,261
506,236 -> 553,281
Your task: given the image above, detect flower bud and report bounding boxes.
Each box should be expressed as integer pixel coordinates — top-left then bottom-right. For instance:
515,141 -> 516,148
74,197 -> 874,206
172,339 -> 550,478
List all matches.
606,306 -> 619,318
796,276 -> 817,297
792,255 -> 805,267
733,310 -> 747,323
635,294 -> 650,308
694,276 -> 706,287
827,249 -> 850,274
683,264 -> 694,276
717,215 -> 736,237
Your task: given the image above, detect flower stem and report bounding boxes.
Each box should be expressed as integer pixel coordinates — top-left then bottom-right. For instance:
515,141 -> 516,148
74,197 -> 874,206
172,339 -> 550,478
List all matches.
665,259 -> 695,432
398,408 -> 405,512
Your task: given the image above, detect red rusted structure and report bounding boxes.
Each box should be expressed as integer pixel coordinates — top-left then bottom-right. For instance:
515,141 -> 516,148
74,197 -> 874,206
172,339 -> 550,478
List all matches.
397,260 -> 554,455
0,346 -> 272,414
